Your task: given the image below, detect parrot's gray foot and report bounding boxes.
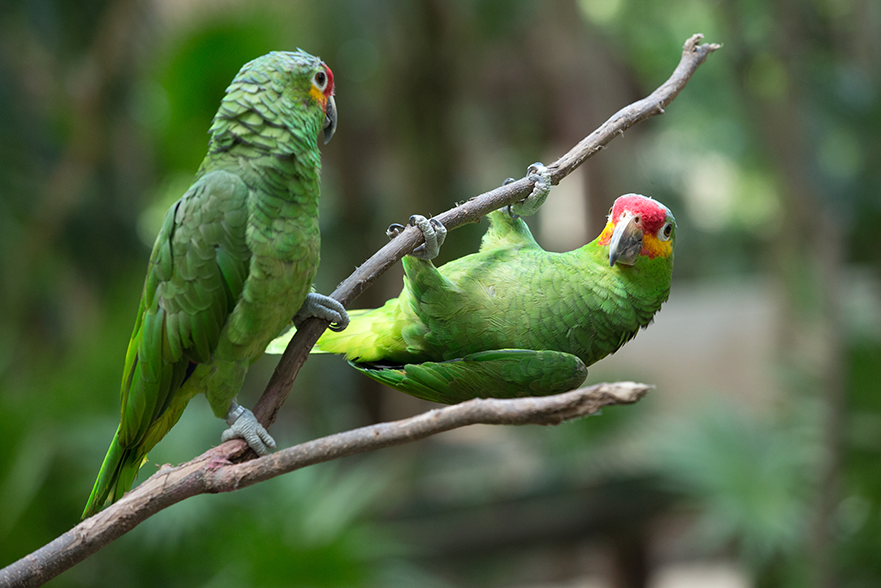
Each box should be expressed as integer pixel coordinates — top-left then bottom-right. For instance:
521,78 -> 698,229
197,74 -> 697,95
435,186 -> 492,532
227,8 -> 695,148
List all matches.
222,402 -> 276,456
507,162 -> 551,218
388,215 -> 447,260
294,292 -> 349,332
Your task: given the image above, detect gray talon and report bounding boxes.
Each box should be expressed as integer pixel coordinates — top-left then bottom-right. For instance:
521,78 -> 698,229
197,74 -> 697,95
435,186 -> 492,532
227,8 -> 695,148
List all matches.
408,214 -> 447,260
503,177 -> 516,185
387,223 -> 405,239
430,218 -> 446,237
222,402 -> 275,456
293,292 -> 349,331
508,162 -> 551,218
526,162 -> 547,178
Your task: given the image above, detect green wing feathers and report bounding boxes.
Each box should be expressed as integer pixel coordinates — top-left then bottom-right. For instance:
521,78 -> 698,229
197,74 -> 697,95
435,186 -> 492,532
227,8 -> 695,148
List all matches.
84,172 -> 250,517
352,349 -> 588,404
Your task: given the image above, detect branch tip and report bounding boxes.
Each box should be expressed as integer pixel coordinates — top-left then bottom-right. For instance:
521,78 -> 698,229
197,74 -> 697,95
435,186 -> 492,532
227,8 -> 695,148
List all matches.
598,381 -> 654,403
684,33 -> 722,56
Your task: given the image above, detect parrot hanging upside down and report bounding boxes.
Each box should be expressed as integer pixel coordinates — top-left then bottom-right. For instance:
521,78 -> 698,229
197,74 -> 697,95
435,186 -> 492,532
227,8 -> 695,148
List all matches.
83,50 -> 348,518
270,173 -> 676,404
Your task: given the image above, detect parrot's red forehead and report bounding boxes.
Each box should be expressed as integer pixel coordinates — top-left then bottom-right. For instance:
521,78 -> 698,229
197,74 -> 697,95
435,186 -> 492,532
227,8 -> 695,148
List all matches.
611,194 -> 670,232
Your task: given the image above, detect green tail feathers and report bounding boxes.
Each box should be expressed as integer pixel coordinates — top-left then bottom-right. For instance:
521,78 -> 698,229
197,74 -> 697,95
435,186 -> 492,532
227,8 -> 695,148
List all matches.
266,308 -> 385,359
82,430 -> 145,518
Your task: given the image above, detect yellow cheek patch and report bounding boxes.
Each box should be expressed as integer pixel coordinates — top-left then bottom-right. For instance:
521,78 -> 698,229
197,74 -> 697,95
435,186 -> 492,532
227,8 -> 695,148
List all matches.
309,85 -> 327,107
597,221 -> 614,246
641,234 -> 673,259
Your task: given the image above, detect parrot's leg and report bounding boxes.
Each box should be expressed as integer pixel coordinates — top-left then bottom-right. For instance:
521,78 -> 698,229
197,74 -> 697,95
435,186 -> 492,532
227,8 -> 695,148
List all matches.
387,214 -> 447,260
293,292 -> 350,332
507,162 -> 551,218
221,401 -> 276,455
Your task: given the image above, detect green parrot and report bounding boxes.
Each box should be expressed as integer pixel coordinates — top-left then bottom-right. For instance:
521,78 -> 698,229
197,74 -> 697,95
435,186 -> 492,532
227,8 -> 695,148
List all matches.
83,50 -> 348,518
284,190 -> 675,404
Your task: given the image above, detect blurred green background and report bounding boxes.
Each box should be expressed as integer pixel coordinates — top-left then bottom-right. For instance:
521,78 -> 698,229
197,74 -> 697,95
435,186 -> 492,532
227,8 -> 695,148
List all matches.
1,1 -> 879,587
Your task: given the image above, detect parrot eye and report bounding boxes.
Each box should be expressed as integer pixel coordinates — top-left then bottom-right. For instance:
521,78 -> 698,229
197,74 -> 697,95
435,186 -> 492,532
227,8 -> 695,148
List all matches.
313,69 -> 328,92
658,222 -> 674,241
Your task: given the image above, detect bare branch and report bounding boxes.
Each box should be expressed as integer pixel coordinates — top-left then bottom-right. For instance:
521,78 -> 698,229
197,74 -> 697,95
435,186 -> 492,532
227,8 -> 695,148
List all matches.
1,383 -> 651,587
0,34 -> 719,587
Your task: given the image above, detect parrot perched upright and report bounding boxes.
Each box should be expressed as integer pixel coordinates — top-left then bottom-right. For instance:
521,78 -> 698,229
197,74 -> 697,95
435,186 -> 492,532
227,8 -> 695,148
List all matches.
300,192 -> 675,404
83,50 -> 348,518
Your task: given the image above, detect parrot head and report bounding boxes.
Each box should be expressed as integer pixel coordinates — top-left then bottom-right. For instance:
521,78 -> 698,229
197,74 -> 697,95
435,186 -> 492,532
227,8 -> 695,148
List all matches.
301,54 -> 337,144
598,194 -> 676,267
211,49 -> 337,149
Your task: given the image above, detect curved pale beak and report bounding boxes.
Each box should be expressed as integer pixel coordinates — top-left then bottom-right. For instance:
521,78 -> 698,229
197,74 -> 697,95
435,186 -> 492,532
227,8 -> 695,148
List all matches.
323,95 -> 337,144
609,211 -> 643,267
